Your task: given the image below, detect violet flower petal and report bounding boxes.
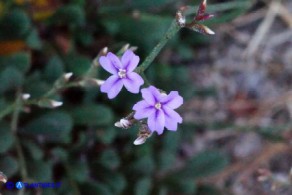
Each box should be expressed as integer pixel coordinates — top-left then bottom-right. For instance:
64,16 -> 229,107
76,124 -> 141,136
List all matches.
141,86 -> 161,105
161,91 -> 183,109
133,100 -> 155,119
163,106 -> 183,130
100,75 -> 119,93
121,50 -> 140,72
99,56 -> 118,74
148,110 -> 165,134
107,79 -> 123,99
107,52 -> 123,69
123,72 -> 144,93
100,75 -> 123,99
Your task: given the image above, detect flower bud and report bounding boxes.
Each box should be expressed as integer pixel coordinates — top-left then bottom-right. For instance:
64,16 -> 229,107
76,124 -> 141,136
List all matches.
63,72 -> 73,82
37,99 -> 63,108
78,78 -> 104,87
21,93 -> 31,100
133,123 -> 152,145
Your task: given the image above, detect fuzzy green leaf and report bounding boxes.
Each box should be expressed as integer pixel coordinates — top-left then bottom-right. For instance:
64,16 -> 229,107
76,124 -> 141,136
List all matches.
70,104 -> 113,126
24,111 -> 73,142
0,123 -> 14,154
0,156 -> 19,177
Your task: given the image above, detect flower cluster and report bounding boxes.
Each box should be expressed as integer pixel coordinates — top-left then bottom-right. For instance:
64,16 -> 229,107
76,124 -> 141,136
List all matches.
99,49 -> 184,141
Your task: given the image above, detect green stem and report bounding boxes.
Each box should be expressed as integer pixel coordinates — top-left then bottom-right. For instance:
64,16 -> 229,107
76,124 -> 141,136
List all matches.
136,20 -> 180,73
0,103 -> 16,121
140,72 -> 151,87
11,91 -> 28,195
43,81 -> 81,98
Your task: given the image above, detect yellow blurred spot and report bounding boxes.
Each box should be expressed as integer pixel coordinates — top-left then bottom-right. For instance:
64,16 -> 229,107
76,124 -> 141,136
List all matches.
34,0 -> 49,6
33,10 -> 54,21
14,0 -> 31,5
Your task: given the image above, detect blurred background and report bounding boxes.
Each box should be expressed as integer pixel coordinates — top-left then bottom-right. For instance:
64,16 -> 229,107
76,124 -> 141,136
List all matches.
0,0 -> 291,194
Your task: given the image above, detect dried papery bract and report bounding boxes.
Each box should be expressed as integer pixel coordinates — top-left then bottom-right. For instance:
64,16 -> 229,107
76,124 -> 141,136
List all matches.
176,6 -> 188,27
133,123 -> 152,145
195,0 -> 214,21
0,172 -> 7,183
176,0 -> 215,35
186,21 -> 215,35
115,112 -> 136,129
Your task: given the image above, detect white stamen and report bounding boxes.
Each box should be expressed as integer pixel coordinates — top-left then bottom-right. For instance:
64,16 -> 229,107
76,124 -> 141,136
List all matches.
155,103 -> 161,110
118,69 -> 127,78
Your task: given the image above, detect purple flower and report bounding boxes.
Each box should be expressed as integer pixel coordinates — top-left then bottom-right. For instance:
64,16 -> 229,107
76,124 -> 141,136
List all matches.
99,50 -> 144,99
133,86 -> 183,135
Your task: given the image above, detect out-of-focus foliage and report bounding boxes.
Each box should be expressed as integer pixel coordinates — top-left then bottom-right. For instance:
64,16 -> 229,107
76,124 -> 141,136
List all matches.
0,0 -> 253,194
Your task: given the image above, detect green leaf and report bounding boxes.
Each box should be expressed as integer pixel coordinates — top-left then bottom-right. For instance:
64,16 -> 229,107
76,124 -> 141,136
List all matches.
51,147 -> 68,161
69,160 -> 89,182
42,188 -> 57,195
75,29 -> 93,46
52,5 -> 85,27
24,111 -> 73,142
196,185 -> 223,195
102,14 -> 172,52
157,150 -> 176,171
0,9 -> 31,40
0,156 -> 19,177
80,182 -> 111,195
65,53 -> 91,76
70,0 -> 86,6
44,55 -> 64,83
0,67 -> 24,93
24,71 -> 51,98
70,104 -> 113,126
131,0 -> 174,10
171,150 -> 229,179
128,155 -> 155,176
135,177 -> 152,195
99,149 -> 120,169
103,171 -> 127,194
166,179 -> 197,195
0,122 -> 14,153
22,140 -> 43,160
97,127 -> 117,145
27,160 -> 52,182
0,52 -> 31,73
25,28 -> 42,49
149,65 -> 195,99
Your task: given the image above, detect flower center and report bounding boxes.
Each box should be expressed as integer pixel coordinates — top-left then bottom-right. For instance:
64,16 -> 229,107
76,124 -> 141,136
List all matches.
154,102 -> 162,110
118,69 -> 127,78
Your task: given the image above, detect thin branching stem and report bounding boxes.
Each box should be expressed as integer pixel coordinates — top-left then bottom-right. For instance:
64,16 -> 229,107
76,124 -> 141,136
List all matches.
11,90 -> 28,195
135,20 -> 180,73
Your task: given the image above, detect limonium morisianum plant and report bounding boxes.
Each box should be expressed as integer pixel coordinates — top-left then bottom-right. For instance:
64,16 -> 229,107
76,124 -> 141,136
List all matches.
100,0 -> 214,145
